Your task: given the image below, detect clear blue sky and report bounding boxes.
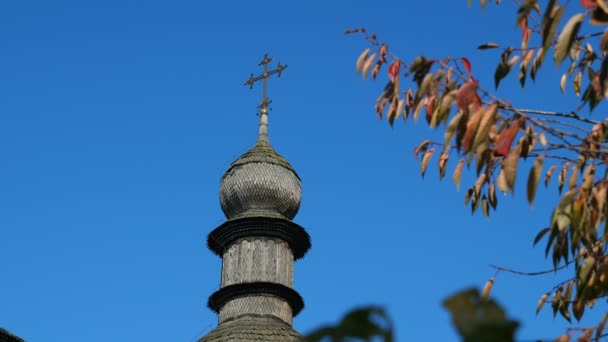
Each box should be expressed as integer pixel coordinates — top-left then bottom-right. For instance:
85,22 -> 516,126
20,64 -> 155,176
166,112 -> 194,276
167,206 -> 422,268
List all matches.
1,1 -> 603,341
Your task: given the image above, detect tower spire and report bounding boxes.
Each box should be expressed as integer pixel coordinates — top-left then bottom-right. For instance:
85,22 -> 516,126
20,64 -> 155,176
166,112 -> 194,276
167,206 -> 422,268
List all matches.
244,53 -> 287,143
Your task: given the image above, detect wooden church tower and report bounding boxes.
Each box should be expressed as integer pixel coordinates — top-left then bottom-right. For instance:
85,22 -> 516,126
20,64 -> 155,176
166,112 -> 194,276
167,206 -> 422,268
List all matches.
199,55 -> 310,341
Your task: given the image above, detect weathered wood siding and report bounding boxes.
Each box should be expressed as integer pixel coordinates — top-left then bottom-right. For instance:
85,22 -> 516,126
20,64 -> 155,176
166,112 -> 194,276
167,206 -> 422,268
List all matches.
218,295 -> 293,325
221,237 -> 294,287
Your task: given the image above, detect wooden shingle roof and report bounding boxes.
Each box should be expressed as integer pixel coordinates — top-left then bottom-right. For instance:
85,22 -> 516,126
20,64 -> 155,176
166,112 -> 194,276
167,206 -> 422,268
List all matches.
199,315 -> 302,342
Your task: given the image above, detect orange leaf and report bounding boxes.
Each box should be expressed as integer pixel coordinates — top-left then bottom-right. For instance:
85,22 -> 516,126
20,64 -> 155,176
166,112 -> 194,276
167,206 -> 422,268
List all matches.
494,117 -> 525,157
388,60 -> 400,82
461,57 -> 473,78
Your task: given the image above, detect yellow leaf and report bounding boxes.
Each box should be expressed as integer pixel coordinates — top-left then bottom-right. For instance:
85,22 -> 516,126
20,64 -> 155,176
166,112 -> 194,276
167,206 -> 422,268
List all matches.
356,48 -> 371,74
444,112 -> 463,148
497,168 -> 508,194
472,104 -> 498,153
414,140 -> 431,159
395,99 -> 405,122
421,148 -> 435,177
539,131 -> 548,146
362,53 -> 376,80
474,173 -> 487,197
481,276 -> 494,300
453,158 -> 464,190
536,292 -> 549,315
560,73 -> 567,93
573,70 -> 582,97
413,97 -> 426,123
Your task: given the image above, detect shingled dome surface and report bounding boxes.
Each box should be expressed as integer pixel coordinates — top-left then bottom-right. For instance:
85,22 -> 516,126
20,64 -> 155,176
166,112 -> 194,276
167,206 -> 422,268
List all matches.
219,133 -> 301,220
199,315 -> 303,342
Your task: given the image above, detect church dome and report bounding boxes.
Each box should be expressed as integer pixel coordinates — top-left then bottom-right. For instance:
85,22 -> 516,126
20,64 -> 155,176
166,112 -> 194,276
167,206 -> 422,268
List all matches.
219,108 -> 301,220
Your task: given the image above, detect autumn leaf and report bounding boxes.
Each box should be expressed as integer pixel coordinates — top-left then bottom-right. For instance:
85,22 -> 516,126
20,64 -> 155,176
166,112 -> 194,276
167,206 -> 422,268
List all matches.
477,43 -> 500,50
528,155 -> 545,207
503,143 -> 522,194
482,277 -> 495,300
462,107 -> 484,152
438,152 -> 449,180
356,48 -> 371,74
536,292 -> 550,314
541,2 -> 565,60
420,148 -> 435,177
472,104 -> 498,152
461,57 -> 473,78
387,60 -> 400,82
453,158 -> 465,190
455,79 -> 480,113
519,49 -> 535,87
554,13 -> 584,66
495,48 -> 514,89
362,53 -> 376,80
545,165 -> 557,187
531,48 -> 545,81
494,117 -> 525,157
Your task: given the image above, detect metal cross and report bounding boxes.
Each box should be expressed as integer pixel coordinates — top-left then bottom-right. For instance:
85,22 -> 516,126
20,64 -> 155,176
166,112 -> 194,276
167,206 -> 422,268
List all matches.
244,53 -> 287,111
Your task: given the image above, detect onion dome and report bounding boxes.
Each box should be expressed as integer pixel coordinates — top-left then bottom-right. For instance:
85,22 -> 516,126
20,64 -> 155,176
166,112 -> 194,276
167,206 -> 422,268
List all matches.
219,107 -> 301,220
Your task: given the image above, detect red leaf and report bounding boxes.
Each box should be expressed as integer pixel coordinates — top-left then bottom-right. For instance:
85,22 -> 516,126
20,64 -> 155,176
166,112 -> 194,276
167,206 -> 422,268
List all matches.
461,57 -> 473,78
455,79 -> 479,113
581,0 -> 597,8
388,60 -> 401,82
494,117 -> 526,157
425,95 -> 436,124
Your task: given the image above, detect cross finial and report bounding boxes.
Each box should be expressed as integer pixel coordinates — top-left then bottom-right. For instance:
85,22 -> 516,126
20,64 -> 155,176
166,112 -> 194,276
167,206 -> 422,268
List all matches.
244,53 -> 288,113
244,54 -> 287,144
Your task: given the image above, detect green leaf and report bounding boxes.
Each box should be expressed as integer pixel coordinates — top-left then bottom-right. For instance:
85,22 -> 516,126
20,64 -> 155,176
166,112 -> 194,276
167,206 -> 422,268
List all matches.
442,288 -> 519,342
494,49 -> 513,89
527,155 -> 544,207
541,1 -> 564,57
304,306 -> 393,342
554,13 -> 584,66
533,227 -> 551,246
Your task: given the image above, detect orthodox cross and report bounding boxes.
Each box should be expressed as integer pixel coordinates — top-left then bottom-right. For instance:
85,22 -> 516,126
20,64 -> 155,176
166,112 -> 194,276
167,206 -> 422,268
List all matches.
244,53 -> 287,112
